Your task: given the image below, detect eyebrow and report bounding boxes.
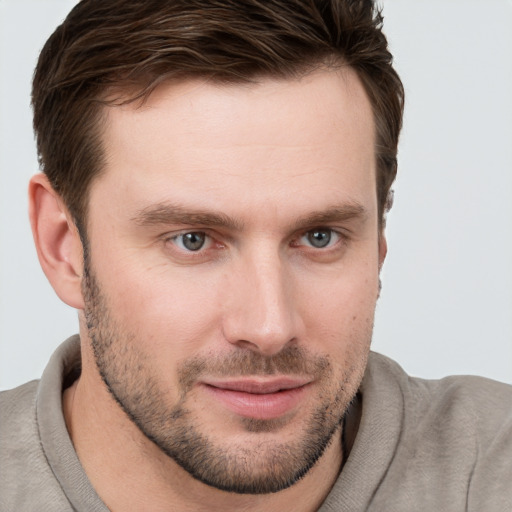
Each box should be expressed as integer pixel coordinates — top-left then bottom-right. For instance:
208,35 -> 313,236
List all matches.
290,203 -> 368,231
132,202 -> 244,231
131,201 -> 368,232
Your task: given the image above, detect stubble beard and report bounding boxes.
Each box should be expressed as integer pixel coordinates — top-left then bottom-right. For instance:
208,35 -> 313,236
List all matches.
81,256 -> 371,494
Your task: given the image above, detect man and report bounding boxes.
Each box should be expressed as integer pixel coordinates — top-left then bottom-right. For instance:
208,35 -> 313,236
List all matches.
1,0 -> 511,510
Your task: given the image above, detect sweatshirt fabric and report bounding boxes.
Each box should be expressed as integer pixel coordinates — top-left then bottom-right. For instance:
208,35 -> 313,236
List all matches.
1,335 -> 511,511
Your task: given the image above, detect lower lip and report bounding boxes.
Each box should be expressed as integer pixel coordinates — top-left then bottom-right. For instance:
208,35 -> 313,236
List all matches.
201,384 -> 308,420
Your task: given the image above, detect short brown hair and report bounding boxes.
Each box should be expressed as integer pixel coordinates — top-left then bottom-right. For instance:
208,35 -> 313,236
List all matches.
32,0 -> 404,231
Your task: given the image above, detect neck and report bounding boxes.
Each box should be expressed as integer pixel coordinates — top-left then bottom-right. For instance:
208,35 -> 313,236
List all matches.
63,370 -> 353,512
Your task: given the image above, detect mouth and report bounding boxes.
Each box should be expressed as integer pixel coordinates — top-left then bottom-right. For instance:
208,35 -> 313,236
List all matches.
200,377 -> 312,420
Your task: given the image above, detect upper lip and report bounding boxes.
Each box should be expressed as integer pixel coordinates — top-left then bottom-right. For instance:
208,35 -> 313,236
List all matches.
201,377 -> 312,394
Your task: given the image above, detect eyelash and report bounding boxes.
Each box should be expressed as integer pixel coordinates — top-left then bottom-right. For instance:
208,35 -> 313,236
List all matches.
295,229 -> 342,250
165,231 -> 221,261
171,232 -> 213,252
164,227 -> 347,259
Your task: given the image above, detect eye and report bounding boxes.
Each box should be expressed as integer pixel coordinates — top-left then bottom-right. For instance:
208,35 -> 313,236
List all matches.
300,229 -> 340,249
172,232 -> 209,252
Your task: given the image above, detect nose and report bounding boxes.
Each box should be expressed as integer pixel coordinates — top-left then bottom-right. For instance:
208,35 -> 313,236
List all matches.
222,249 -> 302,356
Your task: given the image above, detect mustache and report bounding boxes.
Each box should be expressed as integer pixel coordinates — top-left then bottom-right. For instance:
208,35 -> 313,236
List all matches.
177,345 -> 331,393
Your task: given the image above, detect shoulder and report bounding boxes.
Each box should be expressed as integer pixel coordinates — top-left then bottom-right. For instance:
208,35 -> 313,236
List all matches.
0,378 -> 39,414
365,352 -> 512,511
367,351 -> 512,436
0,380 -> 40,456
0,381 -> 74,511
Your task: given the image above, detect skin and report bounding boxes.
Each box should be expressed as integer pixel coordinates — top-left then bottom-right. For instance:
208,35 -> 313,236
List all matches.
30,67 -> 386,511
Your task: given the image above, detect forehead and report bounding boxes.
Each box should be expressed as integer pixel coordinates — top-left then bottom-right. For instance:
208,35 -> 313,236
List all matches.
93,68 -> 376,226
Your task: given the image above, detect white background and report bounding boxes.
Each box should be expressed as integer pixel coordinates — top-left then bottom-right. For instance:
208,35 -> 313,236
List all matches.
1,0 -> 511,390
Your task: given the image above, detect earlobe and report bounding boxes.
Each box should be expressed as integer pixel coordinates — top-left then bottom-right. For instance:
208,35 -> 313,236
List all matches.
29,173 -> 85,310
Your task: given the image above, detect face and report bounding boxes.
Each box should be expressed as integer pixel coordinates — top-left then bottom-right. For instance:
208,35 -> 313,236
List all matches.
81,68 -> 383,494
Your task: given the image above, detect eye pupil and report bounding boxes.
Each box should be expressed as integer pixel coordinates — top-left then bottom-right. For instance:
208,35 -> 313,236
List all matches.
307,230 -> 331,248
182,232 -> 205,251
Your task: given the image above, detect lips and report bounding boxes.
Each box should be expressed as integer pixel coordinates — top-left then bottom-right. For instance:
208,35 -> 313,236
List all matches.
200,377 -> 311,420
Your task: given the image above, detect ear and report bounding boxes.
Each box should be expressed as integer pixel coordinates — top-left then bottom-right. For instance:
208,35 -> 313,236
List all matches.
29,173 -> 85,309
378,230 -> 387,270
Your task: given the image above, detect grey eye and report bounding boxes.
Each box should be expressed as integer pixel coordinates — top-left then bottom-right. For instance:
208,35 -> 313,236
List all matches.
306,229 -> 332,248
178,232 -> 207,251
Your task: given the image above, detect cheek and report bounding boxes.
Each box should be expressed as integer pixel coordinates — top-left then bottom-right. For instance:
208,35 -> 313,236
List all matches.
97,258 -> 226,360
299,263 -> 379,351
